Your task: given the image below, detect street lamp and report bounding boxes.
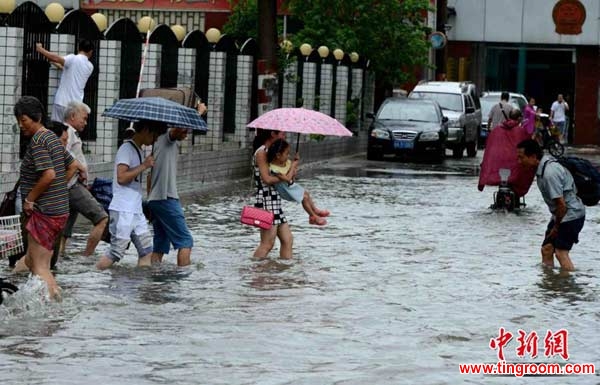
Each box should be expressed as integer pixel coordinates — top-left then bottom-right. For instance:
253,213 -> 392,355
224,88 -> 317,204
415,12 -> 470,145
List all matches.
299,43 -> 312,61
333,48 -> 344,64
0,0 -> 16,14
137,16 -> 155,34
206,28 -> 221,43
350,52 -> 359,64
91,13 -> 108,33
171,24 -> 186,42
317,45 -> 329,62
280,39 -> 293,54
45,2 -> 65,23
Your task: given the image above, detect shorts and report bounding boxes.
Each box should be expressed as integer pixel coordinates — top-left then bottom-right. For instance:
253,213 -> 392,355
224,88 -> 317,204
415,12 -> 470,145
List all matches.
64,182 -> 108,237
52,103 -> 67,122
543,216 -> 585,251
147,199 -> 193,254
25,211 -> 69,251
554,121 -> 566,136
106,210 -> 152,262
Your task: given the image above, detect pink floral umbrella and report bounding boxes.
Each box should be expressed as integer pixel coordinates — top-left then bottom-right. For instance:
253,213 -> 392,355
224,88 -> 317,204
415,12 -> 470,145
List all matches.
247,108 -> 353,150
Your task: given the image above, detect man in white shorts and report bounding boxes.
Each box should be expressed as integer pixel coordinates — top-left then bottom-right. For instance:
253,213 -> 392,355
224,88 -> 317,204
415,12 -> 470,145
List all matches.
36,40 -> 94,121
96,121 -> 160,269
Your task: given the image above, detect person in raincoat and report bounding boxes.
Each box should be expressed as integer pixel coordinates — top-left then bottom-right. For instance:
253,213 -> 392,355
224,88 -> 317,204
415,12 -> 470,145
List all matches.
478,109 -> 536,199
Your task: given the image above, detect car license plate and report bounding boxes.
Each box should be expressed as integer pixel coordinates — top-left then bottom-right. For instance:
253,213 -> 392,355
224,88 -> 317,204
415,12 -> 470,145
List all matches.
394,140 -> 414,150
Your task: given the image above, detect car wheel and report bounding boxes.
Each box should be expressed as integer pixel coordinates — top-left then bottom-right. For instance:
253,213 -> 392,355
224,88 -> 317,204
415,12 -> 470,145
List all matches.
367,146 -> 382,161
452,144 -> 464,159
466,138 -> 478,157
433,144 -> 446,163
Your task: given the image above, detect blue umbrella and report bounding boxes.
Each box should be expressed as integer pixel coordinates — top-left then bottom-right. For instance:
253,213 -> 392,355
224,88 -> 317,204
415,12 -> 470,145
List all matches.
103,97 -> 207,131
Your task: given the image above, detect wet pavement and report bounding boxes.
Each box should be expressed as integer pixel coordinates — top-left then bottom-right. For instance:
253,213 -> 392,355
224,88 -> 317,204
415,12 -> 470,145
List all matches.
1,147 -> 600,384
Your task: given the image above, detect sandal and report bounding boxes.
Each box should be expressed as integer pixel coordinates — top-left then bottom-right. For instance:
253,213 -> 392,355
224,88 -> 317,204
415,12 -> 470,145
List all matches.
309,216 -> 327,226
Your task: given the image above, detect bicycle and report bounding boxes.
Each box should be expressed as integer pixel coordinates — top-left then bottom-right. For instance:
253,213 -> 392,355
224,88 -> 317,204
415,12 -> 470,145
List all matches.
536,115 -> 564,157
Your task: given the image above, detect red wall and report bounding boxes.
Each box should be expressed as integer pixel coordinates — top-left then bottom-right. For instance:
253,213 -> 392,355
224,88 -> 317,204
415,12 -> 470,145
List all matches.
574,47 -> 600,145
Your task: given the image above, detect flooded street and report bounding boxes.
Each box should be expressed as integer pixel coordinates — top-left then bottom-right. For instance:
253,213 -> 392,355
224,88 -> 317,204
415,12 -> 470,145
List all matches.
2,151 -> 600,384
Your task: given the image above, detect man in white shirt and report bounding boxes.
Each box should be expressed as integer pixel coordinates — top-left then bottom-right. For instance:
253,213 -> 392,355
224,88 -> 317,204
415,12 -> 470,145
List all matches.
36,40 -> 94,122
61,101 -> 108,257
550,94 -> 569,143
96,121 -> 158,270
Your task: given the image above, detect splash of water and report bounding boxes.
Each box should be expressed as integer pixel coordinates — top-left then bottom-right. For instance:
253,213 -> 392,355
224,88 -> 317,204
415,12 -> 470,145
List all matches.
0,275 -> 52,320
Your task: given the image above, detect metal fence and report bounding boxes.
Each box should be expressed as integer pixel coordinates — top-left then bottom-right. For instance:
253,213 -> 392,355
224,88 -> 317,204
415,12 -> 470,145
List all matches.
105,18 -> 142,145
149,25 -> 178,88
5,1 -> 53,157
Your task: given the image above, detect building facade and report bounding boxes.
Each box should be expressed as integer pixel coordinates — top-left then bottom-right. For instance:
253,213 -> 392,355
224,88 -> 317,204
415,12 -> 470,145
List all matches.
440,0 -> 600,145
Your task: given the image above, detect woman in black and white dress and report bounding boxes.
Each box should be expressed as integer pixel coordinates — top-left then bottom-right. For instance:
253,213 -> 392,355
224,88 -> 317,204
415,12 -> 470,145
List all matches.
252,129 -> 293,259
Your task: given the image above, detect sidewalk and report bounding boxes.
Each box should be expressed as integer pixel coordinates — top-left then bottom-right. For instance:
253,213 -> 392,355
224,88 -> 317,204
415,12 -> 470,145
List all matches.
565,144 -> 600,159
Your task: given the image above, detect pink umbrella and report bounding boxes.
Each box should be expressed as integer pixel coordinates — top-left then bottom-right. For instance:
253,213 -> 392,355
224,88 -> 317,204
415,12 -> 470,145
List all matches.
247,108 -> 353,151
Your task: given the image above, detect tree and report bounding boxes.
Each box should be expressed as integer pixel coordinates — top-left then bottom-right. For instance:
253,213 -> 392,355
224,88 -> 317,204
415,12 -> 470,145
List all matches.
223,0 -> 432,88
287,0 -> 432,88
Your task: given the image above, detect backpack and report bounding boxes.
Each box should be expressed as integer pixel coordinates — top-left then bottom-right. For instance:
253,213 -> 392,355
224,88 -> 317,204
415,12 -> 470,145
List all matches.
542,156 -> 600,206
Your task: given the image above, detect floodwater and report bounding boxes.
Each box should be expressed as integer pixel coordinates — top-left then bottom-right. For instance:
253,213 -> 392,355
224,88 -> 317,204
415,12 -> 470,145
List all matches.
1,153 -> 600,384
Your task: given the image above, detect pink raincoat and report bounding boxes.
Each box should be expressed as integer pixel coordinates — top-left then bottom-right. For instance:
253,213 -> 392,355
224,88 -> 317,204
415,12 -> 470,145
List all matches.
478,119 -> 536,198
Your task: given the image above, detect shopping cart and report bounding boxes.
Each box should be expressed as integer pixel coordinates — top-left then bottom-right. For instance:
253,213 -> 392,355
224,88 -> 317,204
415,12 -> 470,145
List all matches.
0,215 -> 22,303
0,215 -> 24,260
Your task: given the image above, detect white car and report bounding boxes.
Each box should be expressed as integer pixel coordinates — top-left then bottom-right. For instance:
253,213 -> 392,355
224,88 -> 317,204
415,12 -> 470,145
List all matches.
409,81 -> 482,158
480,91 -> 528,143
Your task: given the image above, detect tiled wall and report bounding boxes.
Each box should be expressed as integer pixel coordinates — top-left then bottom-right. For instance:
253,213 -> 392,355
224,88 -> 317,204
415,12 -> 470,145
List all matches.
89,40 -> 121,165
334,65 -> 349,124
48,34 -> 75,121
318,63 -> 333,116
363,71 -> 376,127
103,10 -> 205,35
281,62 -> 297,108
234,55 -> 253,149
351,68 -> 364,130
177,48 -> 196,89
204,51 -> 226,150
177,47 -> 196,155
140,44 -> 161,91
0,27 -> 23,192
302,62 -> 317,111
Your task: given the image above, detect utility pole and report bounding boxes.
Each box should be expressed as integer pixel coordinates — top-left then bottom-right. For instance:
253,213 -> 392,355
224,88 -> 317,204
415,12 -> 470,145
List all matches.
257,0 -> 278,73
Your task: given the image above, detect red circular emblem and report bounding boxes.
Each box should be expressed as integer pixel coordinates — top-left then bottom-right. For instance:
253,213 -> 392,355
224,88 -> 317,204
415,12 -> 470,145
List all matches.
552,0 -> 586,35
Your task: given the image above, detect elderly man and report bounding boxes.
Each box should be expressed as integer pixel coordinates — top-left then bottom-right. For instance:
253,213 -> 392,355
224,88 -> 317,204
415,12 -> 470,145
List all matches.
61,101 -> 108,257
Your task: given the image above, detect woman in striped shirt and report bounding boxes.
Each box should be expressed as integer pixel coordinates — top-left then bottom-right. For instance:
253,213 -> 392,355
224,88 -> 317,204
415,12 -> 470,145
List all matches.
14,96 -> 80,300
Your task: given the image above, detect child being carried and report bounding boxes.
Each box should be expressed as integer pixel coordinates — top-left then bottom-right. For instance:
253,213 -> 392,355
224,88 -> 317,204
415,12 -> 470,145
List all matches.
267,139 -> 330,226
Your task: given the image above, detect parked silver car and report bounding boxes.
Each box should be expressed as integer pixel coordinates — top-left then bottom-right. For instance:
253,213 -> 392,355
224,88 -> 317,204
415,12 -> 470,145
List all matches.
409,81 -> 481,158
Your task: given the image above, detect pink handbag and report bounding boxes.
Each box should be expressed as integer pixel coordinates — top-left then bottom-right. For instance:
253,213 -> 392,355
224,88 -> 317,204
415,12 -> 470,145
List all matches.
240,206 -> 274,230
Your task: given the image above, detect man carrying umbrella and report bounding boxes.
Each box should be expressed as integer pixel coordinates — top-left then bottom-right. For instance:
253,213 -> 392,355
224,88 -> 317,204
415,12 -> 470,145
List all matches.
148,103 -> 207,267
101,96 -> 208,267
96,121 -> 158,270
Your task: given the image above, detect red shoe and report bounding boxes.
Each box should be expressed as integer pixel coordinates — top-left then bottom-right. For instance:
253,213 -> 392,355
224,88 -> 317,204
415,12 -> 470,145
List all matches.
314,208 -> 330,217
309,216 -> 327,226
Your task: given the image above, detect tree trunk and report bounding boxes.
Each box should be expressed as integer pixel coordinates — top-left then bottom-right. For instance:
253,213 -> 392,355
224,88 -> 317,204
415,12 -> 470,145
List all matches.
258,0 -> 278,72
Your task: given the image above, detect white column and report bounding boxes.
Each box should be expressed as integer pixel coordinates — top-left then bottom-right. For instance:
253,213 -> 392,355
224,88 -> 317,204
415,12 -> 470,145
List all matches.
318,63 -> 333,116
92,40 -> 122,164
0,27 -> 23,183
205,51 -> 226,150
281,61 -> 298,108
334,65 -> 349,124
235,55 -> 253,149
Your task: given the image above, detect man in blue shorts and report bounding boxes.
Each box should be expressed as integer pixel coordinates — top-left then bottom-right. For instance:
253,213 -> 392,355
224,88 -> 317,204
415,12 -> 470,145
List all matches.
517,139 -> 585,271
148,104 -> 206,266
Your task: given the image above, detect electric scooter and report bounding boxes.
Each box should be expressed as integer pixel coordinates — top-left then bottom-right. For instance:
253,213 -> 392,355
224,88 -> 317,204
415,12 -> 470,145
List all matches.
491,168 -> 526,211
